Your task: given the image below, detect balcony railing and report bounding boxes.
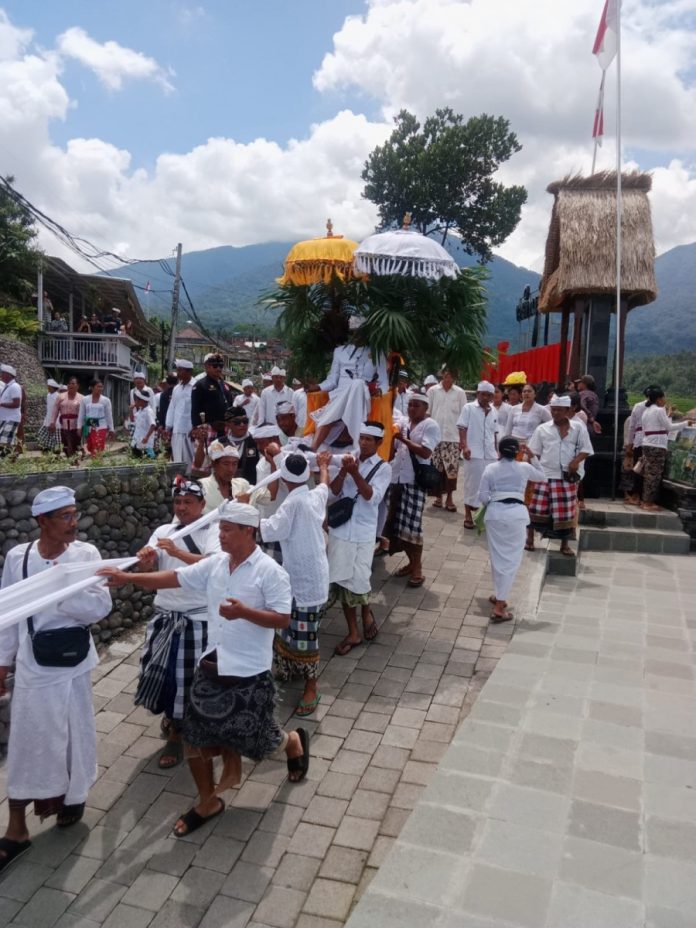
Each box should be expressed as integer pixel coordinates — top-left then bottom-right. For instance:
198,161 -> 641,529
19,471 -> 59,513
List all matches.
37,333 -> 139,373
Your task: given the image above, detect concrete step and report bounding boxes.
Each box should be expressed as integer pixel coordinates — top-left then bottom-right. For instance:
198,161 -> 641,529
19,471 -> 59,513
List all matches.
580,506 -> 682,531
579,525 -> 690,555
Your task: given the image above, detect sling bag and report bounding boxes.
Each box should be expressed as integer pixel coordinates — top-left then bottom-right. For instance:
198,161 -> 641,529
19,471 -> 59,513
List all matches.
23,542 -> 92,668
327,460 -> 384,528
407,428 -> 441,491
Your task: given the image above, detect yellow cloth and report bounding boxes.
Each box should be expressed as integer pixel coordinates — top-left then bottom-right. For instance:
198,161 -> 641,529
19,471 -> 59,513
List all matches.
303,389 -> 394,461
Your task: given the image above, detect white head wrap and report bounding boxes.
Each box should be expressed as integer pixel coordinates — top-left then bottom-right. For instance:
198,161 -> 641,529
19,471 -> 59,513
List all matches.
59,384 -> 68,392
175,358 -> 193,369
477,381 -> 495,394
242,378 -> 253,387
424,374 -> 438,386
280,454 -> 310,484
32,486 -> 76,517
252,424 -> 281,440
549,395 -> 572,408
46,378 -> 60,389
409,388 -> 429,404
262,372 -> 272,382
209,440 -> 241,461
270,366 -> 286,377
360,423 -> 385,438
275,401 -> 294,415
398,369 -> 409,379
1,364 -> 17,377
133,371 -> 147,382
217,500 -> 260,527
292,378 -> 302,386
134,389 -> 151,402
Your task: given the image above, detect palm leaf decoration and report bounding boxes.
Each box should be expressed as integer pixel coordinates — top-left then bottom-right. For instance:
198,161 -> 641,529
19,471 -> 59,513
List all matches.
261,266 -> 487,383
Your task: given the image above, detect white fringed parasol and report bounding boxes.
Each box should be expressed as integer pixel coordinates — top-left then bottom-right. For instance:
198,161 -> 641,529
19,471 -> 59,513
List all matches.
353,214 -> 458,280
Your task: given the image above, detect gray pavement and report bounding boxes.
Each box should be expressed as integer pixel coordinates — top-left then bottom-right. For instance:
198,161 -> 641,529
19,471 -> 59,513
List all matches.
0,504 -> 546,928
348,550 -> 696,928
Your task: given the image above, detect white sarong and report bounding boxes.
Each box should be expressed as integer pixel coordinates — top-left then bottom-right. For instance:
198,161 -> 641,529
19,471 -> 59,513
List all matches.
311,379 -> 370,447
171,431 -> 194,467
462,458 -> 491,508
7,669 -> 97,805
327,536 -> 374,595
484,502 -> 529,602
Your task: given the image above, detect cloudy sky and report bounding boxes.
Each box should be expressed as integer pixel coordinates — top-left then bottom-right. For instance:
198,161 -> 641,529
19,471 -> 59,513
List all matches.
1,0 -> 695,273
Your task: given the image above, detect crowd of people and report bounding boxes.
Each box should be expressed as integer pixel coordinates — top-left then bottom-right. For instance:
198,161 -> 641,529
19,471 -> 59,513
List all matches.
0,346 -> 692,872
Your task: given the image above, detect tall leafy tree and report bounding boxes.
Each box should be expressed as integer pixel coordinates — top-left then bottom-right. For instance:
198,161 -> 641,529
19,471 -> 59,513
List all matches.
362,108 -> 527,262
0,176 -> 41,303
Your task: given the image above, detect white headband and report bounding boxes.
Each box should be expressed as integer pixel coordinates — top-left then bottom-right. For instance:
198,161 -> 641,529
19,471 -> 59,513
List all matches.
1,364 -> 16,377
253,424 -> 280,440
275,401 -> 294,415
270,366 -> 286,377
477,381 -> 495,394
217,500 -> 260,527
32,486 -> 75,517
360,424 -> 384,438
209,440 -> 241,461
549,395 -> 572,408
134,389 -> 151,402
280,454 -> 310,484
46,379 -> 60,388
242,378 -> 253,387
175,358 -> 193,369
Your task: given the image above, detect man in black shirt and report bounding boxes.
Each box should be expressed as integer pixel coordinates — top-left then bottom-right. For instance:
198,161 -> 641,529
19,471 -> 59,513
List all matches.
190,353 -> 234,438
223,407 -> 259,484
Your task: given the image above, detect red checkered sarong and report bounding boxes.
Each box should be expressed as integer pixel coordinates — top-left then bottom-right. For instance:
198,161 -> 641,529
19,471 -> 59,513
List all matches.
528,478 -> 577,536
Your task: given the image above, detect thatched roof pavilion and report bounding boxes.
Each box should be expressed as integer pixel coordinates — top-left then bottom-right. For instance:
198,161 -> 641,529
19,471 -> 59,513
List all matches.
539,171 -> 657,314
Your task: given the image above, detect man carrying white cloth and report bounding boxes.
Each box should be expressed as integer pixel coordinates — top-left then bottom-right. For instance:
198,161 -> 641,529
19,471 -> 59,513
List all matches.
457,380 -> 499,529
0,487 -> 112,873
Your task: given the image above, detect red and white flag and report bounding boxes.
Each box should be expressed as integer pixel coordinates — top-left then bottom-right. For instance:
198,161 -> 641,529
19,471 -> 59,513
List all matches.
592,72 -> 606,144
593,0 -> 620,70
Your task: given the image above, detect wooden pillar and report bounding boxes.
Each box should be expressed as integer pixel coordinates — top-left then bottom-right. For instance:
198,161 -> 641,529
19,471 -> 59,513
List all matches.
569,297 -> 585,381
558,307 -> 569,390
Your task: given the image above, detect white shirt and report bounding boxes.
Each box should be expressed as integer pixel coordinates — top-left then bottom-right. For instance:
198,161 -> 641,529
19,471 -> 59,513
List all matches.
132,406 -> 156,449
391,417 -> 441,485
328,453 -> 392,543
260,484 -> 329,607
233,392 -> 260,422
527,418 -> 594,479
0,379 -> 22,424
176,547 -> 292,676
641,405 -> 683,449
254,384 -> 296,427
200,474 -> 253,514
293,388 -> 308,430
78,396 -> 114,431
494,403 -> 510,431
428,384 -> 468,442
479,458 -> 547,505
457,401 -> 499,460
0,541 -> 111,686
319,345 -> 388,394
505,402 -> 552,441
166,381 -> 194,433
43,391 -> 60,428
148,521 -> 220,614
393,389 -> 412,417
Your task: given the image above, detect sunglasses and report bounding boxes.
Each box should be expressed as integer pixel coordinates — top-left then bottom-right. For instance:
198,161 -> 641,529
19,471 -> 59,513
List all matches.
207,361 -> 224,368
229,418 -> 249,425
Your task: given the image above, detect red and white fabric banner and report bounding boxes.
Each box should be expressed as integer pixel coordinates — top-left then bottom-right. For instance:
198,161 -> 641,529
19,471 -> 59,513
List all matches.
592,72 -> 606,143
593,0 -> 620,70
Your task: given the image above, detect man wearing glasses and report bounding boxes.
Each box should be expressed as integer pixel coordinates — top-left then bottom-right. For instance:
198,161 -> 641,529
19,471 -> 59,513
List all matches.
223,407 -> 260,484
0,487 -> 112,873
191,353 -> 234,440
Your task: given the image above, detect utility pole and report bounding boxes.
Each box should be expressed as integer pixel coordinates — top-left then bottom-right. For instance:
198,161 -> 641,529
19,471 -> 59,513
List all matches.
166,242 -> 183,372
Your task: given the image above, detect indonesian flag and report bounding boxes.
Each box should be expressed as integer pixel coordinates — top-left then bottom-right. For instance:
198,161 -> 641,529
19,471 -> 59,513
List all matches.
592,72 -> 606,144
593,0 -> 620,70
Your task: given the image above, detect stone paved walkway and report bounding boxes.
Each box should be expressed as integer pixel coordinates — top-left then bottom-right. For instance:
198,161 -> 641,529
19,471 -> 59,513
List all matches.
348,550 -> 696,928
0,504 -> 545,928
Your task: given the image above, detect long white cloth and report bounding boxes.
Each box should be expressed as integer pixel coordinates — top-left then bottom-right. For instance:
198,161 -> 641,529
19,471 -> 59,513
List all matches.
171,431 -> 194,467
327,536 -> 374,594
7,669 -> 96,804
484,515 -> 527,602
312,378 -> 371,447
461,458 -> 489,507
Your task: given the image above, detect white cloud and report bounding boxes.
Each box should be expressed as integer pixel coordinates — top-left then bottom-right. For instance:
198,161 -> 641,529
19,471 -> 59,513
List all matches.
56,26 -> 174,93
0,1 -> 694,278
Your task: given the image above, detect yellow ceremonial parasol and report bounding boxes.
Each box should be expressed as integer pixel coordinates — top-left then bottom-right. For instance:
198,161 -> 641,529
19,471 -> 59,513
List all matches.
277,219 -> 362,286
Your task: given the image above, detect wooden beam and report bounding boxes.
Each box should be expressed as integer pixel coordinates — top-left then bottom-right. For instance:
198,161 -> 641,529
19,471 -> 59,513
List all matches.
558,308 -> 569,389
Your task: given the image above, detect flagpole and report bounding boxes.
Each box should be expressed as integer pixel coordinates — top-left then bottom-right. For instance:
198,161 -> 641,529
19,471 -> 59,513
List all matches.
612,2 -> 622,500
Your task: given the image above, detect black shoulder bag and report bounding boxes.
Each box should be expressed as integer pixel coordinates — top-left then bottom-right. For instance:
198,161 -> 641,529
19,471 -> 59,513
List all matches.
23,542 -> 92,668
407,428 -> 441,491
327,460 -> 384,529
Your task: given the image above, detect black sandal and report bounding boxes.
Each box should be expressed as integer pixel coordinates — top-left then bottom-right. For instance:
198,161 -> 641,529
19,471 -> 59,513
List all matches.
173,798 -> 225,838
0,837 -> 31,873
158,740 -> 183,769
287,727 -> 310,783
56,803 -> 85,828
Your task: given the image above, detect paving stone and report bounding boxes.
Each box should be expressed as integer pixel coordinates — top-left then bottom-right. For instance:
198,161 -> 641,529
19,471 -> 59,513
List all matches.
457,862 -> 552,927
220,861 -> 273,904
318,846 -> 368,884
122,871 -> 179,911
253,885 -> 306,928
546,880 -> 644,928
399,804 -> 477,854
0,861 -> 54,902
272,854 -> 321,891
560,836 -> 643,898
241,831 -> 290,869
378,806 -> 410,838
148,900 -> 206,928
146,839 -> 198,878
45,856 -> 102,895
258,802 -> 304,837
346,790 -> 391,821
333,816 -> 380,852
287,824 -> 335,860
192,835 -> 244,873
12,887 -> 74,928
329,749 -> 371,776
303,796 -> 349,828
101,903 -> 155,928
478,819 -> 564,877
68,878 -> 127,921
303,878 -> 356,921
568,798 -> 641,851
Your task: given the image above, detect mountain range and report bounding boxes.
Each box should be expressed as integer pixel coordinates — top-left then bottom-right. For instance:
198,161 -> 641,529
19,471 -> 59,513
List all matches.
112,239 -> 695,356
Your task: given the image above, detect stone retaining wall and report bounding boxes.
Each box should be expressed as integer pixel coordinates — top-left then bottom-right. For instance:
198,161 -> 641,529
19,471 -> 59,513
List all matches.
0,461 -> 185,644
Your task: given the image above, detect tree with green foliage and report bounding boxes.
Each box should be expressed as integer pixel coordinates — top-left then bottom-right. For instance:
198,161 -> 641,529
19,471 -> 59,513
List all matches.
362,108 -> 527,262
0,176 -> 41,304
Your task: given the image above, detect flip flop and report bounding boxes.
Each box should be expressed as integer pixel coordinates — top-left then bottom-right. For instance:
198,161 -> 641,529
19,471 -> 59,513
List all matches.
393,565 -> 412,578
432,500 -> 443,508
287,727 -> 310,782
490,611 -> 514,623
407,577 -> 425,588
463,520 -> 475,530
446,504 -> 458,512
363,612 -> 379,641
334,638 -> 362,656
56,803 -> 85,828
0,837 -> 31,874
158,739 -> 183,769
173,798 -> 225,838
295,694 -> 321,717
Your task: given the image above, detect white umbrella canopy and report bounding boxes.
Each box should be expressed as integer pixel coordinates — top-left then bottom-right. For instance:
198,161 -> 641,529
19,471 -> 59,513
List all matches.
354,215 -> 459,280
